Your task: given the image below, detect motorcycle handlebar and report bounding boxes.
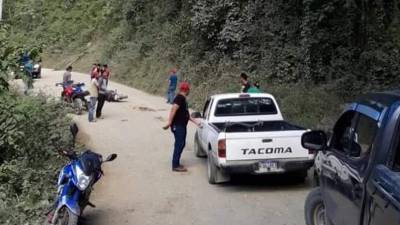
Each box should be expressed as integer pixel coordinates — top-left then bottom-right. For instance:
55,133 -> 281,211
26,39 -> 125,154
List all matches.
55,81 -> 85,87
58,149 -> 78,160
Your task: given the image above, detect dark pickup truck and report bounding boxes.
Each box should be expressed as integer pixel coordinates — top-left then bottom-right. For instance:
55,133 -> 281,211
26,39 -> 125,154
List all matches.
302,91 -> 400,225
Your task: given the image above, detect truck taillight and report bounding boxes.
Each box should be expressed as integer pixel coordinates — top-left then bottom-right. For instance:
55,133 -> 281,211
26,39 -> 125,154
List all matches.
218,139 -> 226,158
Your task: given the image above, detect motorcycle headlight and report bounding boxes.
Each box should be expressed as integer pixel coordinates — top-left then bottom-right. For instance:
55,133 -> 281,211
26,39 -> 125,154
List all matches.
75,165 -> 92,191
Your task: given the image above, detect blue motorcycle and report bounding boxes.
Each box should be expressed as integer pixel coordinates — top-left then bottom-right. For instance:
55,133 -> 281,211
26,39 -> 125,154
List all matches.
45,149 -> 117,225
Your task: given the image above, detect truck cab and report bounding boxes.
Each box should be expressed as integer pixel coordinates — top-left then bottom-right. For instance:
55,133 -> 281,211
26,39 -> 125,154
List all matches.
302,91 -> 400,225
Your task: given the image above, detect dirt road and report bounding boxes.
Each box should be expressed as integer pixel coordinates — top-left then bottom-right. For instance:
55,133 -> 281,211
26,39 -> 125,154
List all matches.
33,69 -> 310,225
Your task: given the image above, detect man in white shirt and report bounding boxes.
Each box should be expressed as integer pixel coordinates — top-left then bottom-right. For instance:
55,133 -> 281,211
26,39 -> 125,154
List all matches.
88,75 -> 99,122
63,66 -> 73,87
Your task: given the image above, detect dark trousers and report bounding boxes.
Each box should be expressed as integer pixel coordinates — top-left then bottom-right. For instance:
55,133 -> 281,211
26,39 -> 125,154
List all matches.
96,94 -> 106,118
171,125 -> 187,169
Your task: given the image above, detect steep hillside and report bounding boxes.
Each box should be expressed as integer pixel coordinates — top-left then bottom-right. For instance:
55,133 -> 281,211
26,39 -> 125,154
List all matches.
4,0 -> 400,128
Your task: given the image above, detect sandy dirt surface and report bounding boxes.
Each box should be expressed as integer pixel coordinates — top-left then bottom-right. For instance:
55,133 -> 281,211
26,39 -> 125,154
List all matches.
31,69 -> 311,225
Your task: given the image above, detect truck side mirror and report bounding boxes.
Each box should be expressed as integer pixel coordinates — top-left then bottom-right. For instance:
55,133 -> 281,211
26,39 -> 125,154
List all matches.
302,130 -> 327,151
105,154 -> 118,162
191,112 -> 202,119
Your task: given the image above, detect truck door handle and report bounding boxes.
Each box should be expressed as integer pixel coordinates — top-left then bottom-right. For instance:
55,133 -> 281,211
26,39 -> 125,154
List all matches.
262,139 -> 272,143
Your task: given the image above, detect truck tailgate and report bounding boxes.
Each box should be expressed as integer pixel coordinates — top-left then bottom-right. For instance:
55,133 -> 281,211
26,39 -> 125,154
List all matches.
224,130 -> 308,161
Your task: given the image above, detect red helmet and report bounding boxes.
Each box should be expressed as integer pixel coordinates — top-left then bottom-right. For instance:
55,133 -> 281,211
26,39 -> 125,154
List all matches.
179,82 -> 190,92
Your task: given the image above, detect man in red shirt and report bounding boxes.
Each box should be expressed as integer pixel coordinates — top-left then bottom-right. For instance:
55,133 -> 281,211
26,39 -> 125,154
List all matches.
90,63 -> 96,77
91,64 -> 100,79
102,64 -> 111,86
163,82 -> 201,172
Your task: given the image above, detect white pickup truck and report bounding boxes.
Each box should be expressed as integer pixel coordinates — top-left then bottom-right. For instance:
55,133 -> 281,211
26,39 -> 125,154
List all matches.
192,93 -> 314,184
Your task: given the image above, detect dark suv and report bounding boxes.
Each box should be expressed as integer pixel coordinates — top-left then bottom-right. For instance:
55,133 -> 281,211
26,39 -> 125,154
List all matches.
302,91 -> 400,225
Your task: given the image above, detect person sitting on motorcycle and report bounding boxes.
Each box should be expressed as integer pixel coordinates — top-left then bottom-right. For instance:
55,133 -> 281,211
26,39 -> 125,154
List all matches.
63,66 -> 73,87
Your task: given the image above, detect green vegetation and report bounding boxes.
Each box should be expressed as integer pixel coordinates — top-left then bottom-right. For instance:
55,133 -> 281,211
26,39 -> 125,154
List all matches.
0,25 -> 73,224
0,93 -> 73,225
1,1 -> 399,223
6,0 -> 400,129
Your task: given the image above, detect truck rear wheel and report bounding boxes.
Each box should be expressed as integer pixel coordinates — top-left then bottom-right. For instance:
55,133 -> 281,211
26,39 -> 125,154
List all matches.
305,187 -> 328,225
194,133 -> 206,158
207,155 -> 230,184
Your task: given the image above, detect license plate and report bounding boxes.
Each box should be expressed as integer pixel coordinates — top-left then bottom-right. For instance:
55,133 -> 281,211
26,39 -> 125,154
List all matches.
257,161 -> 278,173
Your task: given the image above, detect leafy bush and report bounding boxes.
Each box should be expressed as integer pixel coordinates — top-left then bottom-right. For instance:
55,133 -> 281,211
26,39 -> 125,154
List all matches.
268,83 -> 345,130
0,21 -> 74,224
0,93 -> 73,225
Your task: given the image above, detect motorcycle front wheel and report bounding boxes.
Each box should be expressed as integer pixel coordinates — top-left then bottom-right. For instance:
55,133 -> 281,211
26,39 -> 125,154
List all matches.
56,207 -> 78,225
44,207 -> 78,225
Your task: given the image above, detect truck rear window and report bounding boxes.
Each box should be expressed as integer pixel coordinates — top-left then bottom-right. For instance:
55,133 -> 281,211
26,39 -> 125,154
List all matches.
214,98 -> 278,117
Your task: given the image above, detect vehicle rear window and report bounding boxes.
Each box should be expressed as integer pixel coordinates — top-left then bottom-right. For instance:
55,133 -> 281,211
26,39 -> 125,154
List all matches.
214,98 -> 277,117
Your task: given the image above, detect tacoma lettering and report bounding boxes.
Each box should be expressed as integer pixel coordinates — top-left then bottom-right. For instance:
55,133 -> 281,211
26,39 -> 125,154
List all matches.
241,147 -> 292,155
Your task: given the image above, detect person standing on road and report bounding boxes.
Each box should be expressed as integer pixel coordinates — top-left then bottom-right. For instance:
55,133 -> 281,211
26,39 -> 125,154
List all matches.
96,71 -> 108,119
163,82 -> 201,172
90,63 -> 97,78
102,64 -> 111,86
166,68 -> 178,104
91,64 -> 100,79
88,74 -> 99,123
63,66 -> 73,87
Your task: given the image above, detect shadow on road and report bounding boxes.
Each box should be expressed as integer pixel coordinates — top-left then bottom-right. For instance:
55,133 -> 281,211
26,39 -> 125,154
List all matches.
79,209 -> 109,225
220,173 -> 312,192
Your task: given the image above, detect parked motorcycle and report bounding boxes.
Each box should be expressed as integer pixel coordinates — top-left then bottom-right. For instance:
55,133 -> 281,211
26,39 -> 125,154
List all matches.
32,62 -> 42,78
56,82 -> 89,115
45,149 -> 117,225
18,61 -> 42,79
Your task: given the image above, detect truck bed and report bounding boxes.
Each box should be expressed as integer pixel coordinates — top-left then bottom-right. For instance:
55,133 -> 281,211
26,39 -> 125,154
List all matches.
212,121 -> 304,133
